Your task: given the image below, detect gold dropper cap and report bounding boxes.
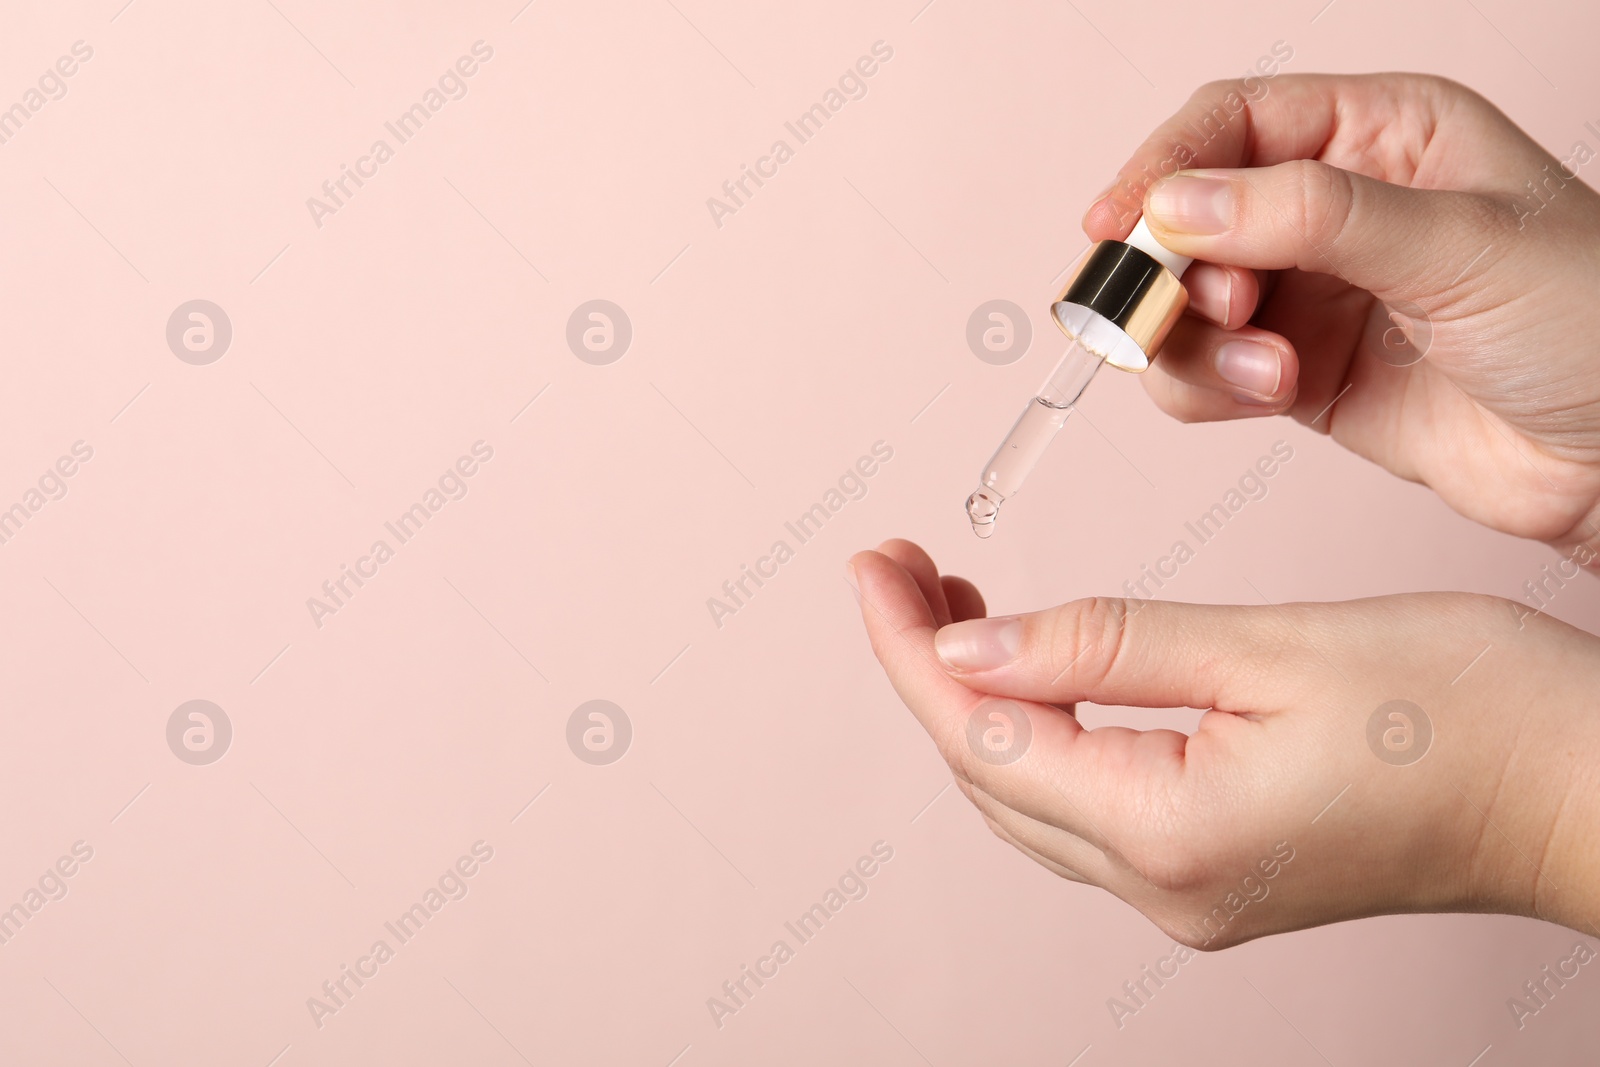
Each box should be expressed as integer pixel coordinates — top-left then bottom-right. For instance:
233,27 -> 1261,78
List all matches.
1051,239 -> 1189,372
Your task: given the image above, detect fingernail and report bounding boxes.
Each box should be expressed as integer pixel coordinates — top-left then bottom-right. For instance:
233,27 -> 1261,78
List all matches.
844,558 -> 857,584
1182,267 -> 1234,329
1147,174 -> 1235,234
1215,340 -> 1281,398
934,617 -> 1022,671
1085,178 -> 1131,227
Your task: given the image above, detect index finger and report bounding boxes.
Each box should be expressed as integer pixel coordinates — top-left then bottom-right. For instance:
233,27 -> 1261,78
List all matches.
849,548 -> 1154,841
1084,72 -> 1465,240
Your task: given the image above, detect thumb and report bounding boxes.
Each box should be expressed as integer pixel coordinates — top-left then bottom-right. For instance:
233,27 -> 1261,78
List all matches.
1141,161 -> 1498,300
932,596 -> 1311,711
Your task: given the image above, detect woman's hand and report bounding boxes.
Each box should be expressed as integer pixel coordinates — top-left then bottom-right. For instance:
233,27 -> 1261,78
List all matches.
849,539 -> 1600,946
1084,73 -> 1600,562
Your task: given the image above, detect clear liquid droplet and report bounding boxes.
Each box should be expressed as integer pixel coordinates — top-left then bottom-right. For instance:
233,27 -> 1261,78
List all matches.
966,488 -> 1001,539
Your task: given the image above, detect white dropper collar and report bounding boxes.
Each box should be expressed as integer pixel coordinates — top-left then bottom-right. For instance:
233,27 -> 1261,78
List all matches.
1125,216 -> 1193,279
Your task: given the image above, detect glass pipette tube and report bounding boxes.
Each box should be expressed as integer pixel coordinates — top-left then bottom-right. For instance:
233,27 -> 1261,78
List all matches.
964,333 -> 1104,538
963,217 -> 1192,538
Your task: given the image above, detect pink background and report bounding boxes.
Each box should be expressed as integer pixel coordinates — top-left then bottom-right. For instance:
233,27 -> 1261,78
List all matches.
2,0 -> 1598,1062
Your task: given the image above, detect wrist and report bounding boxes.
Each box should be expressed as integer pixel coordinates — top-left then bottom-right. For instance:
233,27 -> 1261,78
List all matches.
1435,608 -> 1600,931
1530,741 -> 1600,936
1481,678 -> 1600,934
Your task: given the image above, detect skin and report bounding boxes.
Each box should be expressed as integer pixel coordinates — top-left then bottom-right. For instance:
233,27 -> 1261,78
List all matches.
1092,73 -> 1600,556
850,74 -> 1600,948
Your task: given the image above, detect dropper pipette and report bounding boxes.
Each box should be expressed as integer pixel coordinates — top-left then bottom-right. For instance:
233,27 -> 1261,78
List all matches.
966,218 -> 1193,537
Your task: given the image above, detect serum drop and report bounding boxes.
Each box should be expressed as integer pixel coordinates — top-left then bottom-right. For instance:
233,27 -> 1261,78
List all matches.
966,218 -> 1194,537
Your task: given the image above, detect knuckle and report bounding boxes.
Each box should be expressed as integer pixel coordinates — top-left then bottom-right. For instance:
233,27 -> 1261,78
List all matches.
1443,590 -> 1529,638
1194,77 -> 1254,109
1128,812 -> 1211,895
1042,596 -> 1135,692
1155,912 -> 1234,952
1284,159 -> 1356,252
1137,853 -> 1258,952
1141,840 -> 1211,896
1410,72 -> 1488,113
1455,190 -> 1520,245
1157,919 -> 1209,950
